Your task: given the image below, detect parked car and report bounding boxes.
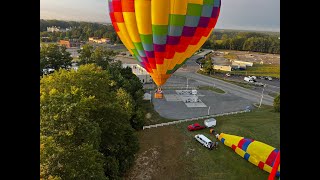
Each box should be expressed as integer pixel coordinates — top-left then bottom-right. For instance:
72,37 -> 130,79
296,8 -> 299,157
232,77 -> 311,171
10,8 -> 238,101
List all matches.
259,76 -> 265,79
254,82 -> 264,86
194,134 -> 214,149
265,76 -> 273,81
187,123 -> 206,131
244,77 -> 254,83
249,76 -> 257,80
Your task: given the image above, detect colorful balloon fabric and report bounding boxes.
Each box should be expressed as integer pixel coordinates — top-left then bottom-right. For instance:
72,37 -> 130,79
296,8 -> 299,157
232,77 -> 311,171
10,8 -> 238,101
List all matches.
108,0 -> 221,86
218,133 -> 280,177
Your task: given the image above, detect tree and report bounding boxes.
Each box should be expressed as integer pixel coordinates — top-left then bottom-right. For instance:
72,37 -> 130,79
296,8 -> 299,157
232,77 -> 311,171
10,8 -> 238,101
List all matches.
78,45 -> 117,69
40,64 -> 140,179
274,94 -> 280,112
40,44 -> 72,70
78,44 -> 94,64
41,136 -> 107,180
203,55 -> 214,74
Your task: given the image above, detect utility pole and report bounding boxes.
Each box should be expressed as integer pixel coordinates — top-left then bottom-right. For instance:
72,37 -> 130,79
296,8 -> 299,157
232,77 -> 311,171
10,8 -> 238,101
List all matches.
259,84 -> 266,108
186,78 -> 189,90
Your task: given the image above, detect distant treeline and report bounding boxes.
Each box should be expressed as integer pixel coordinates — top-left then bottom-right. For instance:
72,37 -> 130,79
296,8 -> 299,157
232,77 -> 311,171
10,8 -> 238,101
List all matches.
40,19 -> 120,43
203,31 -> 280,54
40,19 -> 280,54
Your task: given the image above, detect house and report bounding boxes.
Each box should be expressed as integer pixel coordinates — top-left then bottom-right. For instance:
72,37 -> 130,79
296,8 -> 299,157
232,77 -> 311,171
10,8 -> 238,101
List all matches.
59,39 -> 81,48
88,37 -> 110,44
122,64 -> 153,84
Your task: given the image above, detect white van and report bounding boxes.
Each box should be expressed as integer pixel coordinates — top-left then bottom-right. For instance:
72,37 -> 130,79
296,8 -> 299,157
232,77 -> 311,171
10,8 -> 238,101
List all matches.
195,134 -> 213,149
244,77 -> 254,83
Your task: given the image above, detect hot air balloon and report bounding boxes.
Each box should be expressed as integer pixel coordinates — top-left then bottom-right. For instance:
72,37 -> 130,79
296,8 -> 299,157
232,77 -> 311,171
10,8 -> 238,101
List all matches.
215,132 -> 280,177
108,0 -> 221,88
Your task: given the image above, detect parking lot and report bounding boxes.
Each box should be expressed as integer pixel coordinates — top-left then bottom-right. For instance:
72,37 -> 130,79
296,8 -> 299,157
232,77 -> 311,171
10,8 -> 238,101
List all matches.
152,89 -> 253,120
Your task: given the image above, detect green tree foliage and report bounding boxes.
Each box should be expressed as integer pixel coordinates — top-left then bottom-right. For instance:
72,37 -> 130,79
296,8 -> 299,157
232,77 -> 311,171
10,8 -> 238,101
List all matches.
40,44 -> 72,71
274,94 -> 280,112
78,45 -> 118,69
203,31 -> 280,54
203,55 -> 214,74
40,64 -> 141,179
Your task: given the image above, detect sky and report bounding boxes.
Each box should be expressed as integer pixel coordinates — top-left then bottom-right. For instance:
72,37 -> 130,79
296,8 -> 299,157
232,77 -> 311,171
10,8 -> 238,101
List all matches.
40,0 -> 280,32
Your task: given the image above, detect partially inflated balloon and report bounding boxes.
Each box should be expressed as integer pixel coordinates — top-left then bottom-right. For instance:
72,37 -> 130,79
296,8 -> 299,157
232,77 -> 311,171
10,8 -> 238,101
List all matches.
108,0 -> 221,86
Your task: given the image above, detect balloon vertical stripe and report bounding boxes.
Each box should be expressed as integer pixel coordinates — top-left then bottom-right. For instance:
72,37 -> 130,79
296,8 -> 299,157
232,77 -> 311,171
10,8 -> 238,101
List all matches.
108,0 -> 221,86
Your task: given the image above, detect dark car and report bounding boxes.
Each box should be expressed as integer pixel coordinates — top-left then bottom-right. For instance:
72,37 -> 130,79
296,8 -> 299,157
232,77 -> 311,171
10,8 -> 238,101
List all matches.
187,123 -> 206,131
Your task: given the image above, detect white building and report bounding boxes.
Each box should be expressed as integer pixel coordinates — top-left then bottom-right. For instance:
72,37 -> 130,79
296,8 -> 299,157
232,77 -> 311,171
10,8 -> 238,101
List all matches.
213,65 -> 232,72
122,64 -> 153,84
233,60 -> 253,67
47,26 -> 72,32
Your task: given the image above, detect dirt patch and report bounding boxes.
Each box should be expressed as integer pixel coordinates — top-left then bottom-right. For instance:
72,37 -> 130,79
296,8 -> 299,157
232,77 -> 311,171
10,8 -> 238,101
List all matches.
217,50 -> 280,65
125,126 -> 191,180
125,147 -> 160,180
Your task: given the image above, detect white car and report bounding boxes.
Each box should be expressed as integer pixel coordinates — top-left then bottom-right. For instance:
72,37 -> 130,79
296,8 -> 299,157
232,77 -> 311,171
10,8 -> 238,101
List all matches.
254,82 -> 264,86
248,76 -> 257,80
195,134 -> 214,149
244,77 -> 254,83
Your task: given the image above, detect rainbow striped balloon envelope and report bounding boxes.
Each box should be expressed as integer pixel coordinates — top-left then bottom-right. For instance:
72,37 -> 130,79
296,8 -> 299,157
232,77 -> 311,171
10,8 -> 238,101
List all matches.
108,0 -> 221,86
218,133 -> 280,177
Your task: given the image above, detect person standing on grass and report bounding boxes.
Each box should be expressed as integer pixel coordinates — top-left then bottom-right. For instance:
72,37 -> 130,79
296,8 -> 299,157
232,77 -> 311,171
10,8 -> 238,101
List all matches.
215,141 -> 218,149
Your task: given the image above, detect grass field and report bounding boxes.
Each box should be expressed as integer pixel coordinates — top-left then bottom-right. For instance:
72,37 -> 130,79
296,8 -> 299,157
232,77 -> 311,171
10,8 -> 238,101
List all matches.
175,105 -> 280,179
198,86 -> 226,94
233,63 -> 280,78
126,103 -> 280,179
141,101 -> 175,126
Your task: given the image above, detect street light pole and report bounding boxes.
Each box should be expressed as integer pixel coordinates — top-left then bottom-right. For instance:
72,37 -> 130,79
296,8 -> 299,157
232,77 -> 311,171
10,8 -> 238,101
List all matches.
186,78 -> 189,90
208,106 -> 211,115
259,84 -> 266,108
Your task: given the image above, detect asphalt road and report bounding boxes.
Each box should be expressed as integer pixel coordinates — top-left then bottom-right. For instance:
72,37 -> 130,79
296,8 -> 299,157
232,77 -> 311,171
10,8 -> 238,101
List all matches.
115,49 -> 276,106
174,49 -> 275,106
174,72 -> 274,106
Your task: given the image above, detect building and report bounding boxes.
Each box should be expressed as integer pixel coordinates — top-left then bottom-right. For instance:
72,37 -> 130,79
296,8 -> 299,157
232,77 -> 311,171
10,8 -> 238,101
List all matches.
231,63 -> 247,70
122,64 -> 153,84
88,37 -> 110,44
213,65 -> 232,72
233,60 -> 253,67
231,60 -> 253,70
47,26 -> 72,33
59,39 -> 81,48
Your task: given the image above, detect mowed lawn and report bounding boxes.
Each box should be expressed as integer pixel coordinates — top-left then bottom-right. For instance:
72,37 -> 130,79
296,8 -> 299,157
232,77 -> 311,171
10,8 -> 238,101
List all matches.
176,105 -> 280,179
126,105 -> 280,180
234,63 -> 280,78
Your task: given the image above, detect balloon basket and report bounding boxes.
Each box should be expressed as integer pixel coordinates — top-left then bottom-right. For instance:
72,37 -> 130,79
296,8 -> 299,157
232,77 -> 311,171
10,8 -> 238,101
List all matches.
154,92 -> 164,99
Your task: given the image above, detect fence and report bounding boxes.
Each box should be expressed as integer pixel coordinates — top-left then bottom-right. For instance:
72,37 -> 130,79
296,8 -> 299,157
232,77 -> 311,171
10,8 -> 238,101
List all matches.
143,110 -> 249,130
